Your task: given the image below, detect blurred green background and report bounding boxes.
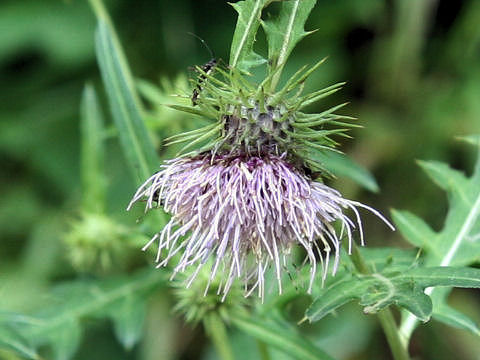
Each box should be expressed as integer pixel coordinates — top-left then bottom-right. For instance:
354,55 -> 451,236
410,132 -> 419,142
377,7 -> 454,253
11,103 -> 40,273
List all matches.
1,0 -> 479,359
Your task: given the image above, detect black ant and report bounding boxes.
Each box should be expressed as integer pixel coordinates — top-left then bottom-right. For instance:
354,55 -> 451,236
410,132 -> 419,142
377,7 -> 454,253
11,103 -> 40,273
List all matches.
188,33 -> 217,106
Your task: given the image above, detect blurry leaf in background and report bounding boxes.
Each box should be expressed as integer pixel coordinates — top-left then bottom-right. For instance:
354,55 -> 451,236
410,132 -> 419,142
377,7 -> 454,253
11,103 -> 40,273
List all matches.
0,0 -> 94,66
80,84 -> 106,214
0,317 -> 38,360
3,268 -> 165,360
309,149 -> 379,192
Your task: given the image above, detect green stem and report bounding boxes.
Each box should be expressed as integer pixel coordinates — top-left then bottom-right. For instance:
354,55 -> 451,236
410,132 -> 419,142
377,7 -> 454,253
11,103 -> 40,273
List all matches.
350,245 -> 411,360
203,313 -> 235,360
256,339 -> 271,360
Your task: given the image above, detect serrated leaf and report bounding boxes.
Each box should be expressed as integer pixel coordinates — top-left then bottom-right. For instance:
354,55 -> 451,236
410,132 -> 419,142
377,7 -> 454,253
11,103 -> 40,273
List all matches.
360,276 -> 432,321
390,209 -> 436,250
262,0 -> 317,90
5,269 -> 165,360
95,20 -> 158,185
229,0 -> 271,71
396,141 -> 480,340
417,160 -> 471,198
231,314 -> 335,360
306,266 -> 480,323
80,84 -> 106,214
306,275 -> 368,322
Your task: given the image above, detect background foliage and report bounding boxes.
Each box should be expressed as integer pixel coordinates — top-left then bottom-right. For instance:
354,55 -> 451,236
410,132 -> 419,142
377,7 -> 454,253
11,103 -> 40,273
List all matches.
0,0 -> 479,359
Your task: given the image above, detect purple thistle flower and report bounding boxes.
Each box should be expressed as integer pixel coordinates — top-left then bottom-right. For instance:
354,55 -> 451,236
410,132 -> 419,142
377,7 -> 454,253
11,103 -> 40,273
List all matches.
128,153 -> 393,299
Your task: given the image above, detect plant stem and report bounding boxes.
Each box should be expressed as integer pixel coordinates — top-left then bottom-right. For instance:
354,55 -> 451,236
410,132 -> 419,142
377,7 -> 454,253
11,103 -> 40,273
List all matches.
203,313 -> 235,360
350,245 -> 411,360
256,339 -> 271,360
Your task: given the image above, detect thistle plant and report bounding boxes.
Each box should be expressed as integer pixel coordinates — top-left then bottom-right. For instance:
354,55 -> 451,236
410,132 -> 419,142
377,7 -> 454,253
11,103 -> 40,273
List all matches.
3,2 -> 480,360
127,0 -> 393,299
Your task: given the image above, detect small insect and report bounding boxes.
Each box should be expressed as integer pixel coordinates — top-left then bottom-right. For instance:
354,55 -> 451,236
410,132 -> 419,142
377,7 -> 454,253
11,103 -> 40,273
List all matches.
188,33 -> 217,106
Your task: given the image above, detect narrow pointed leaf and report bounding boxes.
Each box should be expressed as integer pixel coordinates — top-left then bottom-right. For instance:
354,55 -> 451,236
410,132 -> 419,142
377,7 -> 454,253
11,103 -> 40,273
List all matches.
167,104 -> 213,117
0,322 -> 38,360
95,21 -> 158,185
391,209 -> 436,250
433,304 -> 480,336
80,84 -> 106,214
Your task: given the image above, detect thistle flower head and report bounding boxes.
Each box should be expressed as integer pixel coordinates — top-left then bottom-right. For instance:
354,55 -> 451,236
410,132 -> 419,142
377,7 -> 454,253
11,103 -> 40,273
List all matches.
64,213 -> 136,272
168,62 -> 355,173
128,152 -> 393,299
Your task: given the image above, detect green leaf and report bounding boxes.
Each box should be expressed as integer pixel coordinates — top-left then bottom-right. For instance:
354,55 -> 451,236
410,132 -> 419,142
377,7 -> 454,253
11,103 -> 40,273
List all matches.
229,0 -> 271,71
43,318 -> 82,360
433,304 -> 480,336
107,293 -> 146,350
406,266 -> 480,287
395,141 -> 480,340
5,269 -> 165,360
417,160 -> 471,198
390,209 -> 436,250
306,266 -> 480,323
80,83 -> 106,214
88,0 -> 140,105
262,0 -> 317,90
0,318 -> 38,360
358,247 -> 419,272
231,314 -> 335,360
457,134 -> 480,147
311,150 -> 379,192
95,20 -> 158,185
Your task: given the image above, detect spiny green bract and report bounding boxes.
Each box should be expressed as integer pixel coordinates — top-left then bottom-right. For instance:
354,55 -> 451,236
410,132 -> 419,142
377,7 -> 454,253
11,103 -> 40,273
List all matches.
167,60 -> 357,173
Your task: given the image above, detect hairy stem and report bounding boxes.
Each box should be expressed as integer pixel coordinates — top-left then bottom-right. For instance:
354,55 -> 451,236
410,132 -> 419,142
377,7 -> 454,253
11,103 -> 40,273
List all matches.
350,245 -> 411,360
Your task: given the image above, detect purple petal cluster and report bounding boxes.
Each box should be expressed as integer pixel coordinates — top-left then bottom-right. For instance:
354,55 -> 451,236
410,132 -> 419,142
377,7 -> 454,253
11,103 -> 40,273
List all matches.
128,153 -> 393,299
